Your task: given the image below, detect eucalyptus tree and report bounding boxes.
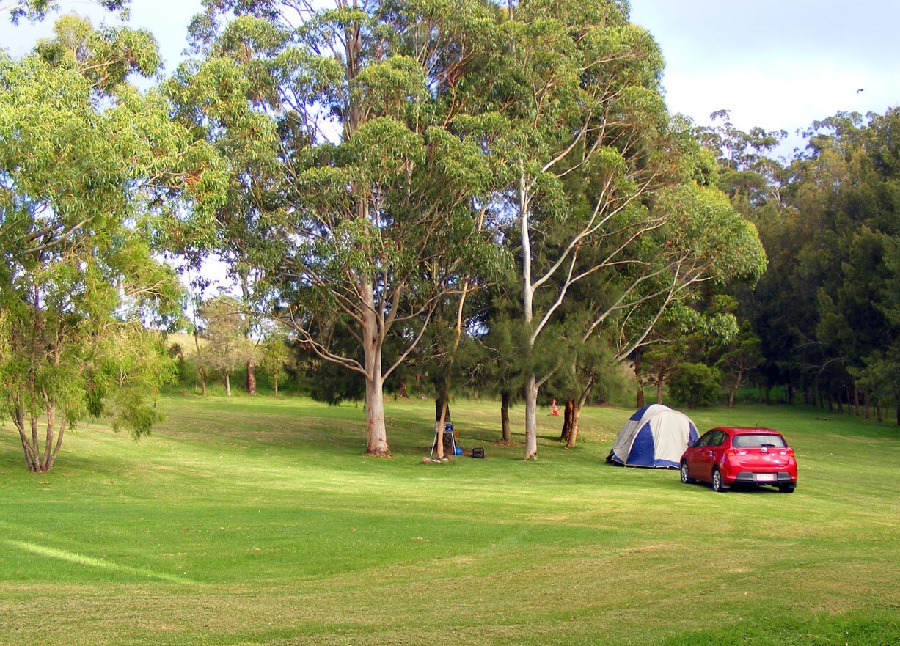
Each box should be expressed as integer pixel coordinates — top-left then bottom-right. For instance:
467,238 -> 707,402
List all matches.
179,0 -> 506,455
614,293 -> 745,415
474,284 -> 529,444
0,17 -> 222,471
476,1 -> 664,458
486,2 -> 766,458
551,180 -> 765,448
414,281 -> 491,459
694,109 -> 787,209
716,322 -> 763,407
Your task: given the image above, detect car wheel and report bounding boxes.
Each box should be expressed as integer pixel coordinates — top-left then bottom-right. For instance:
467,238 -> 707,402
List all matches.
680,461 -> 693,484
778,484 -> 795,494
711,467 -> 727,493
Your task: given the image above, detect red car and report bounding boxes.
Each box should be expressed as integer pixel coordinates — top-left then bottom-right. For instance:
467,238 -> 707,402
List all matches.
680,427 -> 797,493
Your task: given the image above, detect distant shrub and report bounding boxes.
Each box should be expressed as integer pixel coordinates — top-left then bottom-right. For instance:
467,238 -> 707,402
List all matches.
669,363 -> 722,408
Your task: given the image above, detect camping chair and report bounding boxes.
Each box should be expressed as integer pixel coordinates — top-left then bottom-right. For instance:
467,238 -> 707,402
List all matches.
430,421 -> 459,457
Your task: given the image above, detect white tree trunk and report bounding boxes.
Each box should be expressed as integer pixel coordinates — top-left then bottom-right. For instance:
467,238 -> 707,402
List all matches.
523,373 -> 539,459
519,168 -> 540,459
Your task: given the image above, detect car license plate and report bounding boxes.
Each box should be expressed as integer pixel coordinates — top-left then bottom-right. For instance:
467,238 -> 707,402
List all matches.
755,473 -> 776,483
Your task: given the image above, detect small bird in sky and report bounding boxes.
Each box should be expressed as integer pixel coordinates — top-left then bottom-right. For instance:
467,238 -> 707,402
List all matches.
857,88 -> 865,93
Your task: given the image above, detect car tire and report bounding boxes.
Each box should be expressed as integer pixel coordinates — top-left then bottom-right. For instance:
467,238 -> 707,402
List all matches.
711,467 -> 727,493
778,484 -> 795,494
680,461 -> 693,484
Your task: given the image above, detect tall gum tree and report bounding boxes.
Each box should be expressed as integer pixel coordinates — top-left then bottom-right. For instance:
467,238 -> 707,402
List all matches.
550,131 -> 766,448
489,0 -> 680,459
187,0 -> 506,455
529,191 -> 764,449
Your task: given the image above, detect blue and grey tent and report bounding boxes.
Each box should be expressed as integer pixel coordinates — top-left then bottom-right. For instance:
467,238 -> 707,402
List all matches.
606,404 -> 699,468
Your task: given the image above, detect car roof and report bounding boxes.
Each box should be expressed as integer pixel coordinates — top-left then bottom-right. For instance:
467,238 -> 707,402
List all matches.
710,426 -> 783,435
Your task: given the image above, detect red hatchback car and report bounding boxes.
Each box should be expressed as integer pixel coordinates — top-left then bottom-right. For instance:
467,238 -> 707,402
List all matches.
680,427 -> 797,493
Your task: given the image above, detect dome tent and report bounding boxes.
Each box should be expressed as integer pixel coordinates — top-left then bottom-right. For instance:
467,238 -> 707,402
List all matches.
607,404 -> 699,468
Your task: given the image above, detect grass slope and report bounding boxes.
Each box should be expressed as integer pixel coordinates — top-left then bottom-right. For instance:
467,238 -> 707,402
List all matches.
1,396 -> 898,645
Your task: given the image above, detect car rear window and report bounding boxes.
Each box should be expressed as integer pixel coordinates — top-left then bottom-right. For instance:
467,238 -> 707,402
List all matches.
733,434 -> 787,449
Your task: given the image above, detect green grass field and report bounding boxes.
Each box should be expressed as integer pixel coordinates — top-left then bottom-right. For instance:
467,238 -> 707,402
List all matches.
1,395 -> 898,645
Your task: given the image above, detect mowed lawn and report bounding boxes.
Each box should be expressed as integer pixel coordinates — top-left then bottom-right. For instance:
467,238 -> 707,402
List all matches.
1,395 -> 898,645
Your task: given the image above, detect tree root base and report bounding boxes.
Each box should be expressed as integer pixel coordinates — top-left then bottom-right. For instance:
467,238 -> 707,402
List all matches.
421,456 -> 452,464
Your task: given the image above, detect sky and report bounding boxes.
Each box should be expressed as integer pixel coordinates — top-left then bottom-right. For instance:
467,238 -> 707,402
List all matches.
2,0 -> 899,158
629,0 -> 900,156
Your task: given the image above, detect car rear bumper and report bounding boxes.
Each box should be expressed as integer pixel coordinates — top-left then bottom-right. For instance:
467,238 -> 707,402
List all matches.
733,471 -> 796,485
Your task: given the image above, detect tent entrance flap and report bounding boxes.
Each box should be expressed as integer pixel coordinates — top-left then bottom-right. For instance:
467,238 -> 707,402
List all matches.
628,424 -> 655,466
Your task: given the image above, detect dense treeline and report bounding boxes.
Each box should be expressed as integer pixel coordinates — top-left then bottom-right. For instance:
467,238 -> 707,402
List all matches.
695,111 -> 899,425
1,2 -> 896,471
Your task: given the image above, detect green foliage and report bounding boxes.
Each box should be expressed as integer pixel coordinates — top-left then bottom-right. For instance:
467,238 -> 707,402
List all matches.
716,323 -> 763,394
668,362 -> 722,408
90,323 -> 177,434
656,183 -> 767,284
352,55 -> 428,118
258,333 -> 291,394
35,14 -> 161,91
747,108 -> 899,416
306,358 -> 365,406
2,0 -> 129,24
694,109 -> 787,206
0,20 -> 194,470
